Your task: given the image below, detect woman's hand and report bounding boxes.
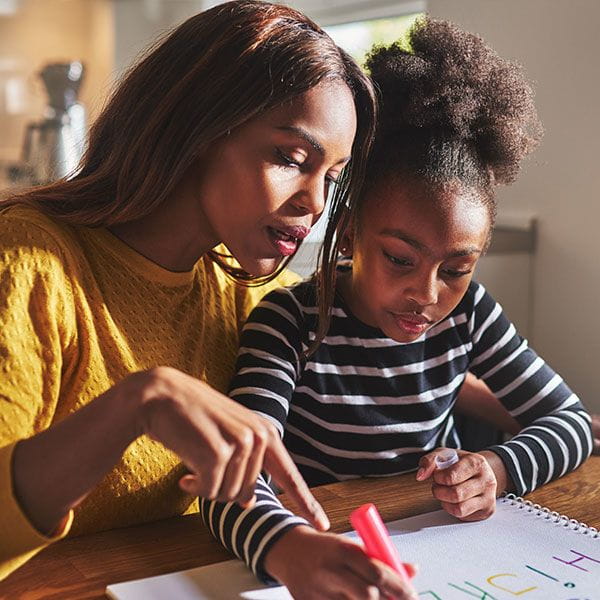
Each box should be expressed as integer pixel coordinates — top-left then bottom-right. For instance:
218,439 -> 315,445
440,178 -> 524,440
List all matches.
264,525 -> 418,600
135,367 -> 329,528
12,366 -> 328,537
416,448 -> 503,521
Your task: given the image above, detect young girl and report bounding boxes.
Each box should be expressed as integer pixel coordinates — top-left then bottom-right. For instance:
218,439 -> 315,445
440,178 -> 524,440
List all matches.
201,17 -> 593,599
0,0 -> 376,582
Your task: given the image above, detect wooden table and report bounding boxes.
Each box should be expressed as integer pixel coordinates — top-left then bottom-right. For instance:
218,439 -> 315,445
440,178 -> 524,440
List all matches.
2,456 -> 599,599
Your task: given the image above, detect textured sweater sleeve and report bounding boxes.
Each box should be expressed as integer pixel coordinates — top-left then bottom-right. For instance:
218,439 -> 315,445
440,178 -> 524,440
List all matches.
0,216 -> 77,579
467,283 -> 593,495
201,287 -> 310,582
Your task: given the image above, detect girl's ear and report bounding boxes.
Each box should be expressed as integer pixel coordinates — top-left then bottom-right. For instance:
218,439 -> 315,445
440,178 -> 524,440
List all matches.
339,219 -> 355,257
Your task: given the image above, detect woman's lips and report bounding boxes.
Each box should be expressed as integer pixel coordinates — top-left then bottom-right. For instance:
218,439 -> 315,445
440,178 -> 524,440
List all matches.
267,226 -> 305,257
279,225 -> 310,240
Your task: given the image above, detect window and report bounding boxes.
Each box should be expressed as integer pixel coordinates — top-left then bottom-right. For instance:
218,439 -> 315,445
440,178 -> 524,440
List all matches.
325,12 -> 423,67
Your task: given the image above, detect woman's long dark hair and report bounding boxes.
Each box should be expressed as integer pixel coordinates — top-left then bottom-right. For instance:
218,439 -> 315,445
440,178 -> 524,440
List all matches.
3,0 -> 377,354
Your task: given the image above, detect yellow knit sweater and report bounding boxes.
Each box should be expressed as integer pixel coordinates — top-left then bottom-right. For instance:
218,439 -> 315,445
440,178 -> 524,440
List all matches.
0,205 -> 298,580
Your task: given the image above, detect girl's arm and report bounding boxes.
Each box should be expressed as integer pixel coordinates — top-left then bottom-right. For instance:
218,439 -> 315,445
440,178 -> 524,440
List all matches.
201,287 -> 415,598
201,287 -> 308,581
468,284 -> 593,496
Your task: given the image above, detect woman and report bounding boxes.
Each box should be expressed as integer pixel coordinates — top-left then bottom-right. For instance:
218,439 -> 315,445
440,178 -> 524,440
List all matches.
0,0 -> 377,581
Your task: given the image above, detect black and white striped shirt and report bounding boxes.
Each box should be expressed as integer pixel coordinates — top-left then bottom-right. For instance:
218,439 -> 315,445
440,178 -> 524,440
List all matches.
201,277 -> 592,581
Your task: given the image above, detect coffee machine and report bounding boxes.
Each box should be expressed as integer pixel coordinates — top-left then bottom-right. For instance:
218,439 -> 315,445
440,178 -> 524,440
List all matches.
18,61 -> 86,185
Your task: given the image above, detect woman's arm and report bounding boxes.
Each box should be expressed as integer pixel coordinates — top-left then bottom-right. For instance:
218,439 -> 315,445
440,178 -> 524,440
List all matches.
592,414 -> 600,454
456,372 -> 521,435
12,368 -> 328,537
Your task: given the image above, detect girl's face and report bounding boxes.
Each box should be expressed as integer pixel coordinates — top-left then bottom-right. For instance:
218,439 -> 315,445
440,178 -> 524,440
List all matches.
341,178 -> 490,343
195,81 -> 357,276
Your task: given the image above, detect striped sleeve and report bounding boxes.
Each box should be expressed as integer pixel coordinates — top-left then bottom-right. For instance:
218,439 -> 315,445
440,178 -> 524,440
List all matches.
228,287 -> 306,433
200,475 -> 309,582
202,286 -> 309,581
467,283 -> 593,495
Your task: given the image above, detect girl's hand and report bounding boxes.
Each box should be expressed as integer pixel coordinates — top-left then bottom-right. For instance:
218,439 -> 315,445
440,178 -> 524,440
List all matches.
134,367 -> 329,529
416,448 -> 499,521
264,525 -> 418,600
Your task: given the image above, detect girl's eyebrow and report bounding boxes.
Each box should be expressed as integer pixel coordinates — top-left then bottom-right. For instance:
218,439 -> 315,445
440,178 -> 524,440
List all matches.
276,125 -> 352,164
381,228 -> 482,258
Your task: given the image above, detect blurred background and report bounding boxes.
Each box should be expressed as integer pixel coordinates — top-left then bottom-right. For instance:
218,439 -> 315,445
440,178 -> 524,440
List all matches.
0,0 -> 598,413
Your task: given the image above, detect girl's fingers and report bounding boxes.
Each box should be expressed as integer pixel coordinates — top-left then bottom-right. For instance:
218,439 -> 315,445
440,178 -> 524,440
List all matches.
431,477 -> 484,503
342,542 -> 417,599
415,452 -> 437,481
459,505 -> 497,522
440,493 -> 496,520
432,451 -> 491,486
417,447 -> 466,482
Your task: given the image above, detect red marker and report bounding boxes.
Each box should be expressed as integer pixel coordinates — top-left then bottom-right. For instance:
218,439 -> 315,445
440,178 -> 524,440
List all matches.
350,503 -> 411,581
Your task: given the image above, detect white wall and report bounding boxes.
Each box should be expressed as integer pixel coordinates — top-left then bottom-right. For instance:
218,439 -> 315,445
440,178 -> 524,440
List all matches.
113,0 -> 206,79
428,0 -> 600,411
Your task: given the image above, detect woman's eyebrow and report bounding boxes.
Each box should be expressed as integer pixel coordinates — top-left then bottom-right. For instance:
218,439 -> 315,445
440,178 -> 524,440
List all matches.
276,125 -> 352,165
277,125 -> 325,155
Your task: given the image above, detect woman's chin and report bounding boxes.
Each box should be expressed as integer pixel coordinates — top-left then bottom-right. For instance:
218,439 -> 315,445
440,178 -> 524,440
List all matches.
240,256 -> 283,278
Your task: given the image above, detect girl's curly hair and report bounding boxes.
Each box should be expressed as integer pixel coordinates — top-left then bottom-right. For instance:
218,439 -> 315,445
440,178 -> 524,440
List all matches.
364,16 -> 542,211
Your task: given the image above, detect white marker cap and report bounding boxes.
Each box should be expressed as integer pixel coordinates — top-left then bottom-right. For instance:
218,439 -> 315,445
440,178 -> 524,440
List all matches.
435,449 -> 460,470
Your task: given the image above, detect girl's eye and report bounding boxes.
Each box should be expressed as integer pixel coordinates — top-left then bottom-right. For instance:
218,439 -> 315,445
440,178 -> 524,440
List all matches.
325,174 -> 340,194
384,251 -> 412,267
442,268 -> 473,278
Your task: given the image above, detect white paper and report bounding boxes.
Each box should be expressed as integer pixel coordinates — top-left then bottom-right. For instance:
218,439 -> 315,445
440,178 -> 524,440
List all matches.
107,499 -> 600,599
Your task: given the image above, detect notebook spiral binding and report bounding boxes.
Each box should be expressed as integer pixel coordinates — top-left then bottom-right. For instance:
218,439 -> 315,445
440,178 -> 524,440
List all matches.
500,492 -> 599,539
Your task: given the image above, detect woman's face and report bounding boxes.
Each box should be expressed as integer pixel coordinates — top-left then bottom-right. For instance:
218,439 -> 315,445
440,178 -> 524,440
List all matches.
342,178 -> 491,343
197,81 -> 357,276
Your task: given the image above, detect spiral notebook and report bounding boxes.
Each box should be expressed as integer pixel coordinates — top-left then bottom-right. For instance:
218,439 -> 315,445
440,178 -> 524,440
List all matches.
106,495 -> 599,599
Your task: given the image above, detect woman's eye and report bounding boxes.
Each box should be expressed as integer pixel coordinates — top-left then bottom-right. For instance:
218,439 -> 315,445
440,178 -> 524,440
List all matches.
384,251 -> 412,267
276,148 -> 303,168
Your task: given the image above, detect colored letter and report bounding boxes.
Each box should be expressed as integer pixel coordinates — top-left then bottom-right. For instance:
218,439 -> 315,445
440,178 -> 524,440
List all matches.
487,574 -> 538,595
448,581 -> 499,599
553,550 -> 600,572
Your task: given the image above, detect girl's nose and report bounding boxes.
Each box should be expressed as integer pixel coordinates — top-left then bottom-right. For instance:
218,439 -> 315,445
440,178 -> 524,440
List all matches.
406,270 -> 439,307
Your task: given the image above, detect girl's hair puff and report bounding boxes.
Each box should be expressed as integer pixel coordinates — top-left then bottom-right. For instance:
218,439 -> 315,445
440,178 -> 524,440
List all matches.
364,16 -> 542,217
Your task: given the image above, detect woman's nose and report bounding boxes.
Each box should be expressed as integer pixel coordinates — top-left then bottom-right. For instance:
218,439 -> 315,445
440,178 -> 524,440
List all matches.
291,176 -> 327,217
